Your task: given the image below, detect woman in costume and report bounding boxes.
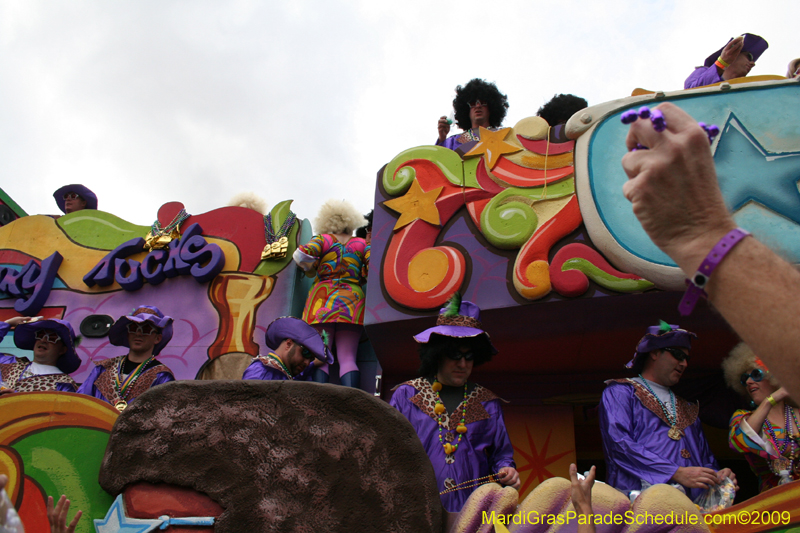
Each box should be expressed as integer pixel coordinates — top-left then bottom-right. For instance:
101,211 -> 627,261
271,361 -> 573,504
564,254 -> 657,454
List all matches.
436,78 -> 509,152
0,317 -> 80,393
723,342 -> 799,491
293,199 -> 368,388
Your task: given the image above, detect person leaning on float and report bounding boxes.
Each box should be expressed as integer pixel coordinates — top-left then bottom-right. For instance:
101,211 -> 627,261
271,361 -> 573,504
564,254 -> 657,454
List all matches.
292,199 -> 369,388
52,184 -> 98,215
389,295 -> 519,513
436,78 -> 509,152
684,33 -> 768,89
722,343 -> 799,492
242,316 -> 333,381
598,322 -> 737,502
77,306 -> 174,411
0,317 -> 80,393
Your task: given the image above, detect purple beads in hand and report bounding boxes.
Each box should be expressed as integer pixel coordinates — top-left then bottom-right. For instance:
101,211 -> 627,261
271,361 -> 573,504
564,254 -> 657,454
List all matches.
620,106 -> 667,132
650,109 -> 666,132
697,122 -> 720,144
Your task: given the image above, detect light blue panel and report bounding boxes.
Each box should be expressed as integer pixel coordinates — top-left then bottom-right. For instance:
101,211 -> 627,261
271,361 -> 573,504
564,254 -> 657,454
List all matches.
0,263 -> 68,300
0,331 -> 29,359
588,83 -> 800,267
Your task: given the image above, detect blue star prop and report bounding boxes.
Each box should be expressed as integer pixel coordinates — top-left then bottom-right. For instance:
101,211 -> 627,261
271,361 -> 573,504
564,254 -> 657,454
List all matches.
714,113 -> 800,225
94,495 -> 162,533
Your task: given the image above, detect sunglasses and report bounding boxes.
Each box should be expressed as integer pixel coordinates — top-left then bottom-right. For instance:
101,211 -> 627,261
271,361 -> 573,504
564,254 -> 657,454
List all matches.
34,330 -> 61,344
663,347 -> 690,362
127,322 -> 159,335
468,100 -> 487,109
740,368 -> 766,386
63,192 -> 82,200
446,350 -> 475,361
298,345 -> 314,360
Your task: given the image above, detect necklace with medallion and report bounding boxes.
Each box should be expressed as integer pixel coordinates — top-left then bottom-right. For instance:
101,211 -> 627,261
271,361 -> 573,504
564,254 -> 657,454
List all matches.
639,374 -> 682,440
113,356 -> 154,412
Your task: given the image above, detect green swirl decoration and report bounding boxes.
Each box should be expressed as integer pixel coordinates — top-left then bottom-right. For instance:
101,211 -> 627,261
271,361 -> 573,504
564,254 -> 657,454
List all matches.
382,146 -> 464,196
561,258 -> 655,292
480,179 -> 576,249
253,199 -> 302,277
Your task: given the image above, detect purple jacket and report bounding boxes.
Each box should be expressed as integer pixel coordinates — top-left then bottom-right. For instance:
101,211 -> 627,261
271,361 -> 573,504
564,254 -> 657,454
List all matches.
242,354 -> 314,381
390,378 -> 516,513
599,379 -> 718,501
684,66 -> 724,89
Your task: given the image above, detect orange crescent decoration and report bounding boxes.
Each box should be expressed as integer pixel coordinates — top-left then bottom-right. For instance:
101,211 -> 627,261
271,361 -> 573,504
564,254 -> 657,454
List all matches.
515,136 -> 575,155
486,157 -> 574,189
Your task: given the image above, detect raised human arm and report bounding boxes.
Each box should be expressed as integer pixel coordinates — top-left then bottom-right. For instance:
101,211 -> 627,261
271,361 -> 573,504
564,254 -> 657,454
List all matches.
621,102 -> 800,401
437,116 -> 451,144
570,464 -> 595,533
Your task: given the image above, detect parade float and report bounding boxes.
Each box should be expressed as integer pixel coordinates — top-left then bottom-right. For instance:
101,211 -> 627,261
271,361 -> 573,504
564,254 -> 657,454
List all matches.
1,73 -> 799,532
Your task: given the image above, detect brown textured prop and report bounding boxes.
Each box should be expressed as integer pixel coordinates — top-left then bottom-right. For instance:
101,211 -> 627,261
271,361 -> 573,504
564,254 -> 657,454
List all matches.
99,380 -> 443,533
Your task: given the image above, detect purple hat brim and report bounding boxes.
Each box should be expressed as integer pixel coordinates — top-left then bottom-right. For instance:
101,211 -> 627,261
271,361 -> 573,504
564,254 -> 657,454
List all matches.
53,184 -> 98,213
265,317 -> 333,364
108,313 -> 174,356
626,329 -> 697,368
14,319 -> 81,374
413,326 -> 498,355
703,34 -> 769,67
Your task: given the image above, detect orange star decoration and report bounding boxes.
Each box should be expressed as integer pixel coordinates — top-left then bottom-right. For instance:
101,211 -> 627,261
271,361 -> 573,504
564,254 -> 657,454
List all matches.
383,179 -> 443,230
464,127 -> 521,170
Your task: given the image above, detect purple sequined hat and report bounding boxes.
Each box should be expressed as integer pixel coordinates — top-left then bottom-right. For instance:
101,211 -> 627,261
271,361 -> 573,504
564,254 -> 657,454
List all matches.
53,184 -> 98,213
264,316 -> 333,364
625,322 -> 697,369
413,298 -> 498,354
703,33 -> 768,67
14,319 -> 81,374
108,306 -> 173,356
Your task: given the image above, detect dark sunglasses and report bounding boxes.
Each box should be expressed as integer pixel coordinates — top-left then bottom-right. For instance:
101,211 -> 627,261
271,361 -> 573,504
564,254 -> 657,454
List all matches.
299,346 -> 314,360
468,100 -> 487,109
740,368 -> 766,386
446,350 -> 475,361
63,192 -> 82,200
663,347 -> 690,362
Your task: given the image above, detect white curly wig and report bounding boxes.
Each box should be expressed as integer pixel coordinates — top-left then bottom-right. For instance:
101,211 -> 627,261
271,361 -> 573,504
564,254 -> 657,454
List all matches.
314,199 -> 367,236
721,342 -> 781,397
228,192 -> 268,215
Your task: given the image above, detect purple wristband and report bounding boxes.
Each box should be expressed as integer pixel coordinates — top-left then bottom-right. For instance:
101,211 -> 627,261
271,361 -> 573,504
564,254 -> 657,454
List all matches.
678,228 -> 751,316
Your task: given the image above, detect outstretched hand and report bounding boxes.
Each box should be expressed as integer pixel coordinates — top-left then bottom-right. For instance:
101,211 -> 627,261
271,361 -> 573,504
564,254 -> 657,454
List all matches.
569,464 -> 595,516
47,495 -> 82,533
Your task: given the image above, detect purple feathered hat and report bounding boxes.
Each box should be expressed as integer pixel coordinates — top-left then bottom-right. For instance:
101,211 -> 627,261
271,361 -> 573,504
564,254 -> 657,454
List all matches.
413,294 -> 498,354
626,321 -> 697,369
264,316 -> 333,364
14,319 -> 81,374
53,184 -> 98,213
703,33 -> 768,68
108,306 -> 173,356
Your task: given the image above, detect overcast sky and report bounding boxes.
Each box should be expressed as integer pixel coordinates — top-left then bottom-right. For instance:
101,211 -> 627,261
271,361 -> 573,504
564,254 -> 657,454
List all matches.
1,0 -> 797,228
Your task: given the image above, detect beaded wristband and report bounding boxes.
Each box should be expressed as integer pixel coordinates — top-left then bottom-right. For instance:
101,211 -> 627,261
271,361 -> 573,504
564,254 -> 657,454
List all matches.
678,228 -> 751,316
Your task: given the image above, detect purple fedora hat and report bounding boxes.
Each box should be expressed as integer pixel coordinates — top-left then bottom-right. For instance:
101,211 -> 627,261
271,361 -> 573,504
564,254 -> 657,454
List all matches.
14,318 -> 81,374
413,294 -> 498,354
625,321 -> 697,369
108,306 -> 173,356
264,316 -> 333,364
703,33 -> 769,68
53,184 -> 98,213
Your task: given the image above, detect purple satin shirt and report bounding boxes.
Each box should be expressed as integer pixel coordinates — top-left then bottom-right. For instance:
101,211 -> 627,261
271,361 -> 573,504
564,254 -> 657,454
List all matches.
436,134 -> 464,151
599,380 -> 718,501
77,360 -> 174,404
241,355 -> 314,381
684,66 -> 724,89
390,381 -> 516,513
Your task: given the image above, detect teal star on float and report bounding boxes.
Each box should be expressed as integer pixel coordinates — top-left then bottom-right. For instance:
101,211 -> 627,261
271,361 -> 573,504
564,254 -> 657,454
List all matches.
94,495 -> 162,533
714,114 -> 800,224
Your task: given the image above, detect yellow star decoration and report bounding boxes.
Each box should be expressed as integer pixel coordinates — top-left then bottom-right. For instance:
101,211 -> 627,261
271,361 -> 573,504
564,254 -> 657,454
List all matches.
383,179 -> 443,230
464,127 -> 521,170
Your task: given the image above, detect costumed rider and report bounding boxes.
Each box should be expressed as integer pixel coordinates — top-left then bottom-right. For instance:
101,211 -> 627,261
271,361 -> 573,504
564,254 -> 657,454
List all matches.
0,316 -> 80,393
536,93 -> 588,142
53,184 -> 98,215
389,294 -> 519,513
293,199 -> 369,388
723,342 -> 800,492
598,322 -> 737,502
77,306 -> 174,411
436,78 -> 509,155
242,316 -> 333,381
684,33 -> 768,89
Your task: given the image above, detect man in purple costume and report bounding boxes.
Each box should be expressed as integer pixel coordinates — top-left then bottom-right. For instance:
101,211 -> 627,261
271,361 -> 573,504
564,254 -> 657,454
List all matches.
436,78 -> 509,155
78,306 -> 174,411
599,322 -> 737,502
684,33 -> 768,89
390,296 -> 519,513
0,316 -> 80,393
242,316 -> 332,381
53,184 -> 98,214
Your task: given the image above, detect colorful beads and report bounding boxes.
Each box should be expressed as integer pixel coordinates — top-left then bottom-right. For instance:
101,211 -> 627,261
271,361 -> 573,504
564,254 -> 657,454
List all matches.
434,402 -> 446,415
456,424 -> 468,434
433,379 -> 468,458
431,381 -> 442,392
697,122 -> 721,145
622,107 -> 721,151
443,443 -> 454,455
